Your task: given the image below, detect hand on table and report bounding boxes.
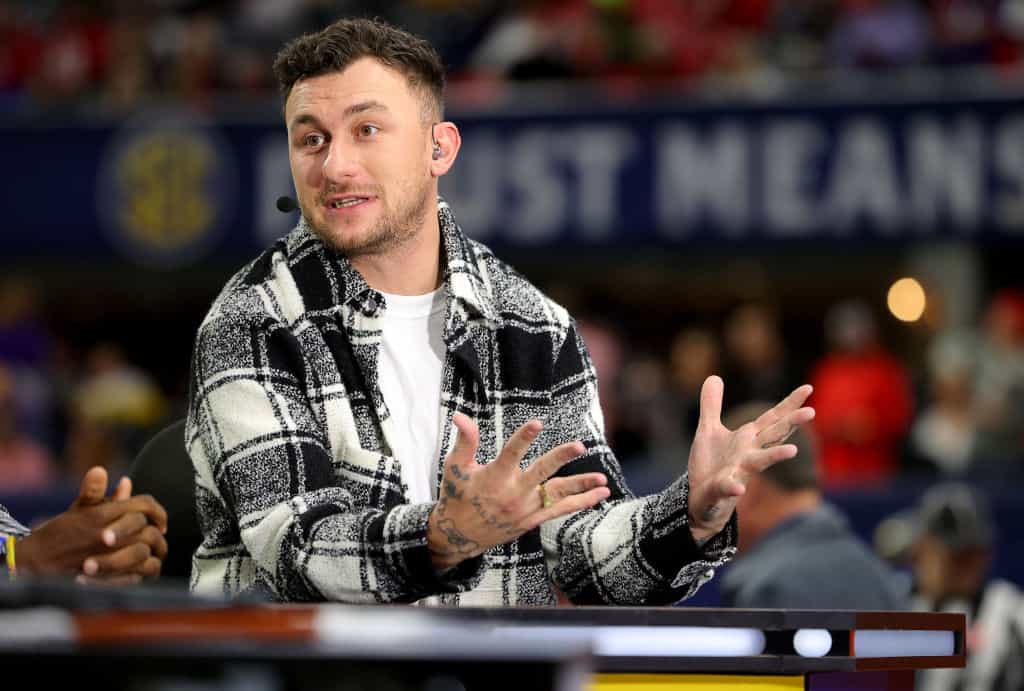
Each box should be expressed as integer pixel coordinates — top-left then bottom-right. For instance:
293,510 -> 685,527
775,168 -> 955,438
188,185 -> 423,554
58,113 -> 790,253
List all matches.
427,414 -> 610,570
16,466 -> 168,584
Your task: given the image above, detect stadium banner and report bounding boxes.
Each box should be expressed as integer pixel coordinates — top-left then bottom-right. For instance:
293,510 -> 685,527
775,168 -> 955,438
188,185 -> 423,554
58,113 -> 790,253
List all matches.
3,97 -> 1023,267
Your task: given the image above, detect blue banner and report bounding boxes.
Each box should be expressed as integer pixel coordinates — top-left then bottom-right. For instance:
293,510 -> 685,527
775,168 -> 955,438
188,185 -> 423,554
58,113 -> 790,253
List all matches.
3,97 -> 1024,268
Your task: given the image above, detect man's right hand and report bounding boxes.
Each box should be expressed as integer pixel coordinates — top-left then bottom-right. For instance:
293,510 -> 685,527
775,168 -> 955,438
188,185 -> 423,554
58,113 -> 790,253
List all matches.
16,466 -> 168,582
427,413 -> 610,571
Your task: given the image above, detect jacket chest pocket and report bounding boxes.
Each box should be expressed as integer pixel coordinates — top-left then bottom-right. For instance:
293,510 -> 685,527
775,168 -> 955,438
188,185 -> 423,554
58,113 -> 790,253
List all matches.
332,444 -> 407,511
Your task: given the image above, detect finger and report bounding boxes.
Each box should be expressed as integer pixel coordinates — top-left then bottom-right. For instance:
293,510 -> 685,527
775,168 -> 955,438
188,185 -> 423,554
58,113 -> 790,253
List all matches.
756,407 -> 815,447
523,486 -> 611,532
122,495 -> 169,534
743,443 -> 799,473
520,441 -> 587,487
445,413 -> 480,473
698,376 -> 724,429
135,556 -> 163,579
139,525 -> 168,561
100,511 -> 148,548
493,420 -> 543,472
73,466 -> 109,508
113,476 -> 132,501
82,542 -> 152,577
542,473 -> 608,503
754,384 -> 813,429
94,494 -> 169,535
76,573 -> 143,587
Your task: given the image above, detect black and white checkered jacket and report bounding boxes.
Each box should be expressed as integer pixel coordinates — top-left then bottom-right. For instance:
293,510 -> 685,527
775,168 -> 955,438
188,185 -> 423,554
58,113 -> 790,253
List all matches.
186,198 -> 736,605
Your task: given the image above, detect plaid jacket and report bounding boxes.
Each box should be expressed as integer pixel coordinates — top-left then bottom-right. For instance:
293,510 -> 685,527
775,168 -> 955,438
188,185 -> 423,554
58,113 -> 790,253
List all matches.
186,198 -> 736,605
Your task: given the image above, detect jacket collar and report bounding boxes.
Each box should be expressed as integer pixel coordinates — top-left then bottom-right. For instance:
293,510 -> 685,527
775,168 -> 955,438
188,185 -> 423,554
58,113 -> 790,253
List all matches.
289,197 -> 497,325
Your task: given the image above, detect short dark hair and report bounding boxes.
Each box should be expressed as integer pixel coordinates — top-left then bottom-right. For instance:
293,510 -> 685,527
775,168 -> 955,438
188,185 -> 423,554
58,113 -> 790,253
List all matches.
722,401 -> 819,491
272,17 -> 445,119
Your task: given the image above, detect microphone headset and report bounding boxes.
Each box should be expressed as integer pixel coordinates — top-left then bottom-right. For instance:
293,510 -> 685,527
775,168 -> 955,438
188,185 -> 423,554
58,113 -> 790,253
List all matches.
431,123 -> 443,160
278,125 -> 443,213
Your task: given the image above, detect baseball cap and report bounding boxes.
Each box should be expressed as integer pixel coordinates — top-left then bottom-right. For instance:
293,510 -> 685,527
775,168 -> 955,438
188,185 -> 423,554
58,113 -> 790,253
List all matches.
914,483 -> 995,551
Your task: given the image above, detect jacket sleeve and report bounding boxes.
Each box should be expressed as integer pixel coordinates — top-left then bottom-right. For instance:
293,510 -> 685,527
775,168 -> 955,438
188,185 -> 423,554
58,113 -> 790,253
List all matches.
0,505 -> 30,538
540,322 -> 737,605
187,307 -> 484,602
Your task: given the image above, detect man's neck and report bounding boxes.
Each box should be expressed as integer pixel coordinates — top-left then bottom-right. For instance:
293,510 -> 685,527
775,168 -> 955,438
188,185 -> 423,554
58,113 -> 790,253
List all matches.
350,203 -> 443,296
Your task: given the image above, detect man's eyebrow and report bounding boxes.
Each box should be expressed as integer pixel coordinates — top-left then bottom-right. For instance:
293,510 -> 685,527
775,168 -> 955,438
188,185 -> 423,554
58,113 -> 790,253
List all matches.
342,100 -> 389,119
289,101 -> 389,130
290,113 -> 324,130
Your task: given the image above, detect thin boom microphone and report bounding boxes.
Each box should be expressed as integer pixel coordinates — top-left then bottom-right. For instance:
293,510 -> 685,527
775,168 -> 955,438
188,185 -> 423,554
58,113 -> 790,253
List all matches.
276,196 -> 299,213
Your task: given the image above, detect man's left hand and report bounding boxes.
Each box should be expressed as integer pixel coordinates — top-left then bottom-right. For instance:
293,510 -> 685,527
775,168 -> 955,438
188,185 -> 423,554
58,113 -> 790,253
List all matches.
686,376 -> 815,543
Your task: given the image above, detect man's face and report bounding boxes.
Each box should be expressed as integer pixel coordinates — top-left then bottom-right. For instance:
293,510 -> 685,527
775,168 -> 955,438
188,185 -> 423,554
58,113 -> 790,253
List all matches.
284,58 -> 435,256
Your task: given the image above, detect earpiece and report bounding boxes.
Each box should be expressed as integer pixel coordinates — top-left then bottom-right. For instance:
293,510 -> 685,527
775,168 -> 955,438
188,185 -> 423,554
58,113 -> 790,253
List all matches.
430,122 -> 442,160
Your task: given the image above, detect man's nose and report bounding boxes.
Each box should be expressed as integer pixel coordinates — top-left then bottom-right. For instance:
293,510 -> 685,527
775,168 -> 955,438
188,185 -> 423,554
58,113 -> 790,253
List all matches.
322,141 -> 360,180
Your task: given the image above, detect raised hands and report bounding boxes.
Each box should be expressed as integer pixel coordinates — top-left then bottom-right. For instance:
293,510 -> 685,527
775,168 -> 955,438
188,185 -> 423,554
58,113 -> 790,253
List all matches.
16,466 -> 168,583
427,413 -> 610,570
686,376 -> 815,542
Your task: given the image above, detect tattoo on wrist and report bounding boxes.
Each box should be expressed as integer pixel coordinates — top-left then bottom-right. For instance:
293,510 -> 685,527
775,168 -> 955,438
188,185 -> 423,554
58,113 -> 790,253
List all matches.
437,518 -> 479,555
700,504 -> 720,523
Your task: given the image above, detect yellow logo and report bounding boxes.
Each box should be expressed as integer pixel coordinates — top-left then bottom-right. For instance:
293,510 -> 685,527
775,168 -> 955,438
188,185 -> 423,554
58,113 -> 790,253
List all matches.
116,131 -> 215,251
98,117 -> 235,268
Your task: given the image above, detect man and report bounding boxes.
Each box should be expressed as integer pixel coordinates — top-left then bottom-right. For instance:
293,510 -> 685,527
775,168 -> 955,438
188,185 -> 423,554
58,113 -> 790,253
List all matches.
1,465 -> 168,583
905,483 -> 1024,691
187,17 -> 814,605
718,401 -> 908,610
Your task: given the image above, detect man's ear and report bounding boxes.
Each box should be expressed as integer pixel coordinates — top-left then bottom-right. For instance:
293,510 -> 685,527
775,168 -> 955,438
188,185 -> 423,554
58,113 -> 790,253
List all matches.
429,121 -> 461,176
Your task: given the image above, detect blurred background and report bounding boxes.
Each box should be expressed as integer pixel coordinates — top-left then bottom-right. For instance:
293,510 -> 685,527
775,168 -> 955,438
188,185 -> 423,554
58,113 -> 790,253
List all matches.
1,0 -> 1023,602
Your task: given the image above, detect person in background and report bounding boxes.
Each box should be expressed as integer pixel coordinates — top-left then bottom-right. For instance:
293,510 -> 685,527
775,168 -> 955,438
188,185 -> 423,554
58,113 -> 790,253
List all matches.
971,289 -> 1024,477
906,332 -> 977,479
896,483 -> 1024,691
719,400 -> 908,610
1,465 -> 168,583
809,299 -> 914,489
0,362 -> 57,493
722,302 -> 793,406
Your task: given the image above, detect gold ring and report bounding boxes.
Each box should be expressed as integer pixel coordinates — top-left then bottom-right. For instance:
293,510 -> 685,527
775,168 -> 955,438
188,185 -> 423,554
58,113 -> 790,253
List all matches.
538,483 -> 553,509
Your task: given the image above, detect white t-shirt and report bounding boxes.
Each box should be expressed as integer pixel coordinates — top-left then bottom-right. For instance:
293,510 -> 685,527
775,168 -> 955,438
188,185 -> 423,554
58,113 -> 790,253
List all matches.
377,289 -> 446,503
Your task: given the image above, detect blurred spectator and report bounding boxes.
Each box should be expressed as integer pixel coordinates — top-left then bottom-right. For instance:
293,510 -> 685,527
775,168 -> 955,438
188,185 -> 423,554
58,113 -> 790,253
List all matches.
466,0 -> 598,81
668,325 -> 721,448
928,0 -> 998,66
0,2 -> 41,104
31,1 -> 110,108
809,300 -> 914,489
767,0 -> 839,71
828,0 -> 929,69
893,483 -> 1024,691
906,332 -> 978,478
0,277 -> 56,446
722,302 -> 793,407
0,363 -> 58,493
719,400 -> 908,610
67,342 -> 167,480
971,289 -> 1024,477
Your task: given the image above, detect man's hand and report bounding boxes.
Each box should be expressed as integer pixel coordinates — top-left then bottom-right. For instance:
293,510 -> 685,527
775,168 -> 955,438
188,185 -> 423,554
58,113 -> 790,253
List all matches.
427,414 -> 610,570
16,466 -> 168,582
686,376 -> 815,543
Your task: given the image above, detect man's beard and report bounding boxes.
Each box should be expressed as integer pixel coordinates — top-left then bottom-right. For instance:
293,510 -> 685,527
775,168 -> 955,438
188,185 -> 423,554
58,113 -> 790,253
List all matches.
309,177 -> 432,258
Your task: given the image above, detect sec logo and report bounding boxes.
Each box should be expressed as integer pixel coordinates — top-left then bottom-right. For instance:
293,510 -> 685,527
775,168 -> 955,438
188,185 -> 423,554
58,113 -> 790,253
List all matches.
97,113 -> 237,268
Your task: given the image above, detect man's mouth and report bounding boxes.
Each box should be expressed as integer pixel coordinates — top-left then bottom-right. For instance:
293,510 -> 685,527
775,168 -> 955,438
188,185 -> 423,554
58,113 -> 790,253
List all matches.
326,196 -> 371,209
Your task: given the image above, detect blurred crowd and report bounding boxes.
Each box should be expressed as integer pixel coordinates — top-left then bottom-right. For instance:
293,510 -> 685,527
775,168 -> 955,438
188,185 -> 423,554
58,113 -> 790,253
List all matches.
574,286 -> 1024,495
0,277 -> 171,495
4,0 -> 1024,115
